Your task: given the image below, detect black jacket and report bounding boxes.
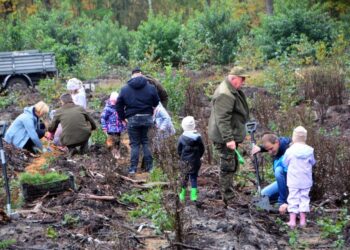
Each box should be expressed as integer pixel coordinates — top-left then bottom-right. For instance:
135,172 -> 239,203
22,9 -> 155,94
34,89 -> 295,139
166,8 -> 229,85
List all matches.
116,76 -> 160,120
177,131 -> 205,167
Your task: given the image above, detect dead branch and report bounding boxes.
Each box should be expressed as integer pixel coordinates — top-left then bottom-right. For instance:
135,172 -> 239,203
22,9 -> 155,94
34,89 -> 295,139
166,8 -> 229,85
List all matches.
131,182 -> 169,189
116,173 -> 146,183
16,200 -> 58,215
317,199 -> 330,208
171,242 -> 201,250
321,209 -> 344,213
40,205 -> 59,215
78,193 -> 116,201
16,202 -> 42,214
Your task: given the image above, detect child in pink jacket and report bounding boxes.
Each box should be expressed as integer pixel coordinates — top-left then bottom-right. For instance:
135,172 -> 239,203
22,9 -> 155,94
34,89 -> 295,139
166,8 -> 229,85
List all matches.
283,126 -> 316,229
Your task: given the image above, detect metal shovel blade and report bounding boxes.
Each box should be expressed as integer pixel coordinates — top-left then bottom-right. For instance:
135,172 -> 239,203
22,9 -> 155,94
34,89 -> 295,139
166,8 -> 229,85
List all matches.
252,196 -> 276,212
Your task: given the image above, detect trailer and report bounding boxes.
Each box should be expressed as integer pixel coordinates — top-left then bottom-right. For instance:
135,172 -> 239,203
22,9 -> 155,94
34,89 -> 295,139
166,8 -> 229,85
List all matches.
0,50 -> 58,91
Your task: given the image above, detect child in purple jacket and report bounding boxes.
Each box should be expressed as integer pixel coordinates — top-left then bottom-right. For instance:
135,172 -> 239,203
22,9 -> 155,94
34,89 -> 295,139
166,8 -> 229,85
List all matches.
283,126 -> 316,229
101,92 -> 126,159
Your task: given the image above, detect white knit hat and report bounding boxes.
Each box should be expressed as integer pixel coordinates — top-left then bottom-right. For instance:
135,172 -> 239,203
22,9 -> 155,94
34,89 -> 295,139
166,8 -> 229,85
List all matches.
67,78 -> 82,91
181,116 -> 196,131
292,126 -> 307,143
110,92 -> 119,101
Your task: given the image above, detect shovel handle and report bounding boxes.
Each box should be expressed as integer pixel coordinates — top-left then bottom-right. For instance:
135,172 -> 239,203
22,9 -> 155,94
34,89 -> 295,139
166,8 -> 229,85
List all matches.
0,139 -> 11,214
245,122 -> 262,195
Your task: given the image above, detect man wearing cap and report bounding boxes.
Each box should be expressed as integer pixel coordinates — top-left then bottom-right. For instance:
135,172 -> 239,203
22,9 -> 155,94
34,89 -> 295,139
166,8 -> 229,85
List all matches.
208,66 -> 250,206
48,93 -> 97,156
131,67 -> 168,108
116,67 -> 160,174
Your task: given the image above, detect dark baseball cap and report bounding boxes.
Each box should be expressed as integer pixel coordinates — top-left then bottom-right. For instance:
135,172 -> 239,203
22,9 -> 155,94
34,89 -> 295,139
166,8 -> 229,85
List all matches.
131,67 -> 142,75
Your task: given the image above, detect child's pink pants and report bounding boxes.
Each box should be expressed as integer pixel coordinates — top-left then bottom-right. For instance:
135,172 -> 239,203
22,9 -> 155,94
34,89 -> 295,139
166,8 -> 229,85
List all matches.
287,187 -> 311,214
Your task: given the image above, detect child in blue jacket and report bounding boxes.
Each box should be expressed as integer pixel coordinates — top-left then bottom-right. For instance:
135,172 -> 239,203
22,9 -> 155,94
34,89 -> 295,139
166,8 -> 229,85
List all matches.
101,92 -> 126,159
177,116 -> 205,202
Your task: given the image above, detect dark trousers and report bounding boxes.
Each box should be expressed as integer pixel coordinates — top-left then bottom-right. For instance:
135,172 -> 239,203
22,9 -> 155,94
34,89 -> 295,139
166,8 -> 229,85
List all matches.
127,115 -> 153,171
67,140 -> 89,156
23,139 -> 35,153
180,161 -> 200,188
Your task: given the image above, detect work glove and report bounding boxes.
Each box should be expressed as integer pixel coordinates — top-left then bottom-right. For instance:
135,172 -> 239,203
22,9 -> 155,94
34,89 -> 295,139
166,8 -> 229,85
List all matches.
42,147 -> 52,153
32,146 -> 42,154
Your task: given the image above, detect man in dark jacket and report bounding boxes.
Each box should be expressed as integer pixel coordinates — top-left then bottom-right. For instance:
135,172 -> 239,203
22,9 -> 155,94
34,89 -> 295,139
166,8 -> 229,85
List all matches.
252,133 -> 292,205
116,69 -> 160,174
48,93 -> 97,156
131,67 -> 168,108
208,66 -> 250,205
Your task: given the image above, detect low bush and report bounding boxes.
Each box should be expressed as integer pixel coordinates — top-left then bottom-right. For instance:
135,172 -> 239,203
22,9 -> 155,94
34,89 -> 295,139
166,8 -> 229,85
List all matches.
254,1 -> 338,60
130,14 -> 182,66
180,3 -> 247,68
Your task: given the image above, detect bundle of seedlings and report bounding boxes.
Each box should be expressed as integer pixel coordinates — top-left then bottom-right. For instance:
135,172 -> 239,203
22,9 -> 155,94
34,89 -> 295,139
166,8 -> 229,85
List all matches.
19,172 -> 75,201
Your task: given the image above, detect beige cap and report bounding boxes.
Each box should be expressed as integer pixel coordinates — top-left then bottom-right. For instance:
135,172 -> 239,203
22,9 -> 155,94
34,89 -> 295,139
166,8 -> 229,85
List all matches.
229,66 -> 249,77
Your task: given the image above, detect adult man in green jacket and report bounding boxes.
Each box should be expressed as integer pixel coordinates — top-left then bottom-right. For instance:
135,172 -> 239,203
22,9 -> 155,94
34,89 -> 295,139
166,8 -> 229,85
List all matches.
208,66 -> 250,205
48,93 -> 97,155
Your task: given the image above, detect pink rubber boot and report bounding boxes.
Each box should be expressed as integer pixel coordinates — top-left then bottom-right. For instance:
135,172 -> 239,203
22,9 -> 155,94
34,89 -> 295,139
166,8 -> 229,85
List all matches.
287,213 -> 296,229
300,212 -> 307,227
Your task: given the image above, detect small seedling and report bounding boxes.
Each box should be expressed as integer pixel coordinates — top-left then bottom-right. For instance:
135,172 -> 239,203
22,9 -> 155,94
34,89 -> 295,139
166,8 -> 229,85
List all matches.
46,226 -> 58,239
62,214 -> 80,227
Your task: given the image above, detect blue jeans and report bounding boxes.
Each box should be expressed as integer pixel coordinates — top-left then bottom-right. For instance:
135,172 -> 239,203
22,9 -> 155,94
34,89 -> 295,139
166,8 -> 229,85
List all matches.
127,115 -> 153,172
261,166 -> 288,204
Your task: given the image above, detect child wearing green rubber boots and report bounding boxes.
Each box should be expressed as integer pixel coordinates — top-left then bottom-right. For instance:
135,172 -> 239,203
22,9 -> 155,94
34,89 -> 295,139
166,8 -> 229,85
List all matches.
177,116 -> 205,202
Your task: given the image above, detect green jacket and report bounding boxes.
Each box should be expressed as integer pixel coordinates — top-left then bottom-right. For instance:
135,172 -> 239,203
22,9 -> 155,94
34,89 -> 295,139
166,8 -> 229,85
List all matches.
208,78 -> 249,144
48,103 -> 97,146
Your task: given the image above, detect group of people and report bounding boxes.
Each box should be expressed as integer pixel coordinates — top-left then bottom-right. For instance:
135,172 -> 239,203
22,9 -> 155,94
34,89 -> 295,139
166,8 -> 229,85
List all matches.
4,78 -> 96,156
4,65 -> 316,226
208,66 -> 316,228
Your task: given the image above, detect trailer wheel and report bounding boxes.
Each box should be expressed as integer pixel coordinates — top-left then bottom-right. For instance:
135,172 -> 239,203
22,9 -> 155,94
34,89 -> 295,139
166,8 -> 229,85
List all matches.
7,77 -> 30,92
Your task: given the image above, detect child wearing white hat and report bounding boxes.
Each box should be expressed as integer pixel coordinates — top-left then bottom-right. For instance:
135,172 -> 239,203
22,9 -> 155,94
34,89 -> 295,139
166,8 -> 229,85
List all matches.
177,116 -> 205,202
283,126 -> 316,229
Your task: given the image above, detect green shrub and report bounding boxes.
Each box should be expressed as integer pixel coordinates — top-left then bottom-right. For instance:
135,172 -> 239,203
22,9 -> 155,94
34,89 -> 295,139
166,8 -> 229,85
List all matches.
130,13 -> 182,65
71,51 -> 108,80
37,78 -> 64,104
0,16 -> 25,51
121,187 -> 174,232
91,127 -> 107,145
254,1 -> 338,60
81,15 -> 130,66
161,65 -> 189,114
0,94 -> 15,109
0,239 -> 16,249
180,3 -> 247,68
22,9 -> 83,74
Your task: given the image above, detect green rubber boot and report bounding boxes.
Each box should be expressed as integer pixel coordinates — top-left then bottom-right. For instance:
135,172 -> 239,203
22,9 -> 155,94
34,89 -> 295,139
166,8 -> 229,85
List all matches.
179,188 -> 186,202
190,188 -> 198,201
